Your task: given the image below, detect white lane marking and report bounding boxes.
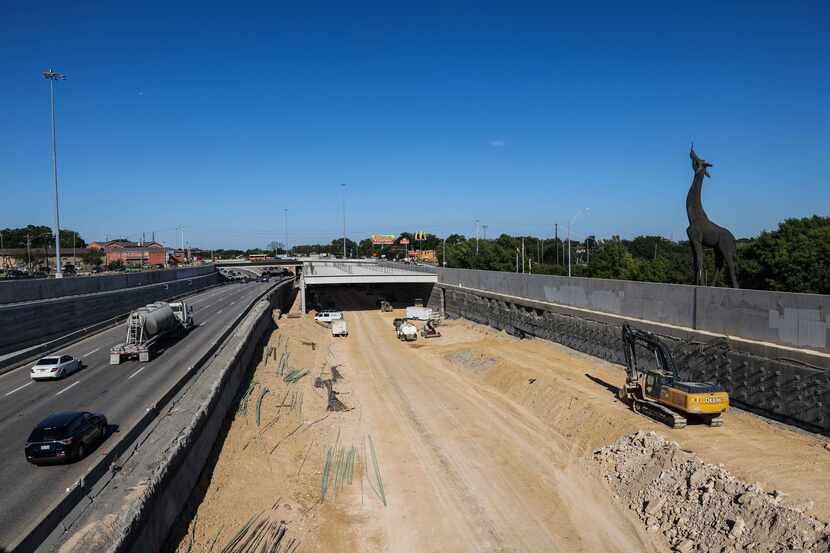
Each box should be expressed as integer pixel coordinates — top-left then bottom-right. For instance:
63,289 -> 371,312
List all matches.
5,381 -> 33,396
83,347 -> 101,358
128,366 -> 146,379
55,381 -> 80,396
216,309 -> 223,314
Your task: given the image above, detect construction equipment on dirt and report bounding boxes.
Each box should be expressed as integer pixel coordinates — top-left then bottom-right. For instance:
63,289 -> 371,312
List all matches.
420,319 -> 441,338
110,301 -> 193,364
379,300 -> 392,312
619,323 -> 729,429
396,321 -> 418,341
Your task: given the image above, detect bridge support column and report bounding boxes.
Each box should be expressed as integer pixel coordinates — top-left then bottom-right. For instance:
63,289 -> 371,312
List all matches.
300,276 -> 306,313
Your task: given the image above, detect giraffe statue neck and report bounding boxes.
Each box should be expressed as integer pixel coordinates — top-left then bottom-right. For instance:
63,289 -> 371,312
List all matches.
686,172 -> 709,224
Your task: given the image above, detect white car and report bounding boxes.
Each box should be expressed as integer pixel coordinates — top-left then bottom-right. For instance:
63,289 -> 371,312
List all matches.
30,355 -> 81,380
314,311 -> 343,323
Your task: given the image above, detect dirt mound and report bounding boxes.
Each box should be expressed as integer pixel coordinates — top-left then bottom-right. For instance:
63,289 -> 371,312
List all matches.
594,431 -> 830,553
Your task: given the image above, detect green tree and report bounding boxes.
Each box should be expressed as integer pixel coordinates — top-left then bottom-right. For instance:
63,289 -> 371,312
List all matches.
588,237 -> 637,280
82,248 -> 104,267
740,216 -> 830,294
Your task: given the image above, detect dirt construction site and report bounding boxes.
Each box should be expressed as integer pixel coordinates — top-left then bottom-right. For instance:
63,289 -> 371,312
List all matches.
166,287 -> 830,553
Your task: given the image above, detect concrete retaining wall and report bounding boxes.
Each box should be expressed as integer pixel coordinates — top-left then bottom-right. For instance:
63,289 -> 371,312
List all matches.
51,279 -> 295,553
383,263 -> 830,354
0,269 -> 221,356
442,284 -> 830,434
0,266 -> 215,305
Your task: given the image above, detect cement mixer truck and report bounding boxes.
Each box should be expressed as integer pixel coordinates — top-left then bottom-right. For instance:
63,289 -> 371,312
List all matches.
110,301 -> 194,364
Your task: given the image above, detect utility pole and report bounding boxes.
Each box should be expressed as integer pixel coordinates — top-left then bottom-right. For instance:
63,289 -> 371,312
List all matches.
515,248 -> 519,272
475,219 -> 479,255
340,183 -> 347,258
44,69 -> 66,278
554,223 -> 559,265
442,238 -> 447,267
26,234 -> 32,271
521,237 -> 525,273
567,221 -> 571,277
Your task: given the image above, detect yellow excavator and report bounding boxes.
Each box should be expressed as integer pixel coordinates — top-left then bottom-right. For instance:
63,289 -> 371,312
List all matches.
619,324 -> 729,428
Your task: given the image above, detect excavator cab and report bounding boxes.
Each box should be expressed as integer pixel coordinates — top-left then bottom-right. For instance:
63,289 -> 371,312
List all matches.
620,324 -> 729,428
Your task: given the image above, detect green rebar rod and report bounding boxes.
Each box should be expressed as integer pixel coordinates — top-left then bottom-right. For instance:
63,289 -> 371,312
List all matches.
369,434 -> 387,506
255,388 -> 271,427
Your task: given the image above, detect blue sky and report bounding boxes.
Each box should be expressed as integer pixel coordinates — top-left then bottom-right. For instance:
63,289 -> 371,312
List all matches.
1,1 -> 828,249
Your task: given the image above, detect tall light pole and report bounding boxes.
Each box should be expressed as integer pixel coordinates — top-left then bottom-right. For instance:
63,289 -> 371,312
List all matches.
283,208 -> 288,257
44,69 -> 66,278
567,208 -> 590,277
340,184 -> 347,258
475,219 -> 480,255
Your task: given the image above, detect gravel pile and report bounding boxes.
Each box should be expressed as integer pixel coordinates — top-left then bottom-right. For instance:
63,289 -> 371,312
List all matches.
593,431 -> 830,553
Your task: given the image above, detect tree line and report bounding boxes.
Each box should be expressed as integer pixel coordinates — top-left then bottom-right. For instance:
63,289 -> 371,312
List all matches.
288,216 -> 830,295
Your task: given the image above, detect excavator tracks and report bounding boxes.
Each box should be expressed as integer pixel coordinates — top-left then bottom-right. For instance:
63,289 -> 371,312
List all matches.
633,398 -> 687,429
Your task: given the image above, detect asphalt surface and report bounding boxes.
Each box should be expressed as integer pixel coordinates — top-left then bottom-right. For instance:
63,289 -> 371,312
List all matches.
0,280 -> 274,549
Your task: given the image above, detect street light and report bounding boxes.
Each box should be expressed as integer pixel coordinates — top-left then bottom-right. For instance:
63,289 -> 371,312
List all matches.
340,184 -> 347,258
44,69 -> 66,278
568,208 -> 590,277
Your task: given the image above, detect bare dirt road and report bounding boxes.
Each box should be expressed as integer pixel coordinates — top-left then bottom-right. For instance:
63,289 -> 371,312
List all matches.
169,290 -> 830,553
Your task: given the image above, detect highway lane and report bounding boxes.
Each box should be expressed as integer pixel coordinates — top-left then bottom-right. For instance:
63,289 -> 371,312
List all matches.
0,280 -> 275,549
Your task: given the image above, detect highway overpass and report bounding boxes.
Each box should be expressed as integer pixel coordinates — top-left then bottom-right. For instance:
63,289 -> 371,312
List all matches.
300,261 -> 438,312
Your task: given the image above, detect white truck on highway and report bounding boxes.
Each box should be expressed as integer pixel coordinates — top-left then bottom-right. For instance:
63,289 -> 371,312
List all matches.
110,301 -> 194,364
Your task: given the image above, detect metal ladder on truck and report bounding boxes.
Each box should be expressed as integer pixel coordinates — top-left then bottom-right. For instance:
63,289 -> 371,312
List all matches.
125,312 -> 144,346
110,311 -> 147,364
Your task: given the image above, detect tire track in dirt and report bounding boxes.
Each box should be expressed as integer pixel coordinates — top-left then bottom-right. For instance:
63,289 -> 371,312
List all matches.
348,309 -> 655,552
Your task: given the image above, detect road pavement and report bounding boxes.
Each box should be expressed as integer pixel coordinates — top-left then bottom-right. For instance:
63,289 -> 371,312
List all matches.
0,280 -> 274,549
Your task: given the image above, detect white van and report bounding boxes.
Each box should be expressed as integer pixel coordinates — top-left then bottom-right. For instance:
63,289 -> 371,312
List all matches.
315,311 -> 343,323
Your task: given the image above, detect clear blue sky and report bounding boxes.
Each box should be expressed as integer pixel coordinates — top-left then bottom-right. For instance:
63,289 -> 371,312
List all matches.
1,1 -> 828,250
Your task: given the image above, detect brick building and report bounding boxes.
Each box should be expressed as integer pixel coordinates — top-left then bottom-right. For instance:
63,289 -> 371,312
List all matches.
91,240 -> 168,267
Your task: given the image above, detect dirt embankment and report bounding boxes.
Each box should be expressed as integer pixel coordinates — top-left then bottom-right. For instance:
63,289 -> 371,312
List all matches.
169,288 -> 830,553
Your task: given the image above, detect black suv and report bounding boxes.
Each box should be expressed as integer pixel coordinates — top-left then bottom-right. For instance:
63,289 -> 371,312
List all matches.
25,411 -> 108,465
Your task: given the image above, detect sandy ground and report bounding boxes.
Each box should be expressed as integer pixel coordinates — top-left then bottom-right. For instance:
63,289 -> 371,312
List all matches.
169,289 -> 830,553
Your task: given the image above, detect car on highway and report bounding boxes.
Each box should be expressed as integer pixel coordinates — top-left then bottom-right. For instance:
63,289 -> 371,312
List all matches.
30,355 -> 82,380
25,411 -> 108,465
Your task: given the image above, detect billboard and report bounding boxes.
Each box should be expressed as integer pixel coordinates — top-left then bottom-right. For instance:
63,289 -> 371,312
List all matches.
399,238 -> 410,245
371,234 -> 395,245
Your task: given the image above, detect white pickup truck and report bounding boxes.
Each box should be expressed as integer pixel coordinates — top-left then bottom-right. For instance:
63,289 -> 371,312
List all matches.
331,319 -> 348,337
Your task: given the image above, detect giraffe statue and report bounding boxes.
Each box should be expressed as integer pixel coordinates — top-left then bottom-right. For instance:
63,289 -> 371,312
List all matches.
686,145 -> 739,288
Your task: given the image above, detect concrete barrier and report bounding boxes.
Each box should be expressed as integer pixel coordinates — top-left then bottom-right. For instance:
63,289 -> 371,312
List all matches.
0,269 -> 221,357
0,266 -> 216,305
402,266 -> 830,354
12,278 -> 294,553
